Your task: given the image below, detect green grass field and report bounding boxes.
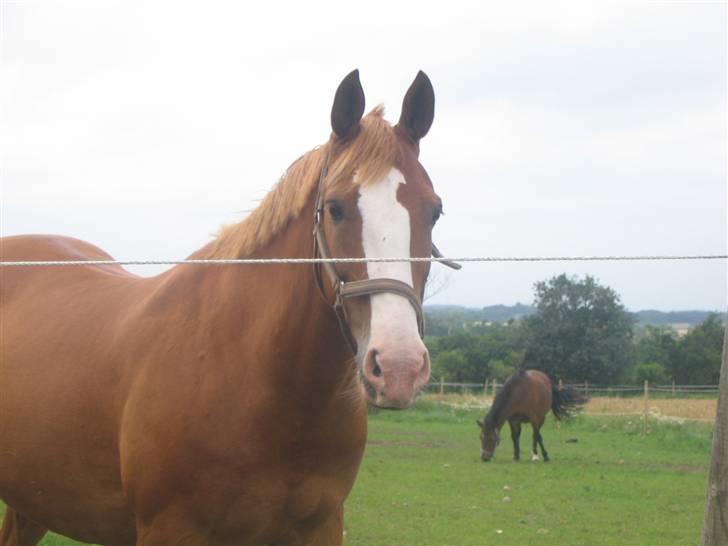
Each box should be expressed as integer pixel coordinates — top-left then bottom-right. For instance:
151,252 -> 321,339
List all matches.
346,400 -> 712,546
1,399 -> 713,545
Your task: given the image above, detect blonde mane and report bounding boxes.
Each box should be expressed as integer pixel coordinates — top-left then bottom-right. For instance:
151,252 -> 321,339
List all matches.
203,107 -> 398,259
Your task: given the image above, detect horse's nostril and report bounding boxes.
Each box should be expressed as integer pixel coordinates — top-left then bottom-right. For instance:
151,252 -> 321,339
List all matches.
372,363 -> 382,377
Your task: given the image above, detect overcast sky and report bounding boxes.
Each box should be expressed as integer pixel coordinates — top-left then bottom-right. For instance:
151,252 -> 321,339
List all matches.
1,1 -> 726,312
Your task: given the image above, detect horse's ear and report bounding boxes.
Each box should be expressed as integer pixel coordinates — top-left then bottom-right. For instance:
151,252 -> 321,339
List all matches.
331,69 -> 365,140
397,70 -> 435,143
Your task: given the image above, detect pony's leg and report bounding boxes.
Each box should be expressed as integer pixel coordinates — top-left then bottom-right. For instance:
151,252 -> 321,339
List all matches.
508,420 -> 522,461
531,427 -> 540,461
0,507 -> 48,546
535,426 -> 550,462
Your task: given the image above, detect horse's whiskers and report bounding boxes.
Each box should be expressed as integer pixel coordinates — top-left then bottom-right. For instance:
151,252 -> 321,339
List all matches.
335,359 -> 365,404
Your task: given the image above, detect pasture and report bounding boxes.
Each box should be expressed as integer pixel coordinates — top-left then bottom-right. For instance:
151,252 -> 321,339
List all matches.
1,397 -> 713,546
348,398 -> 713,545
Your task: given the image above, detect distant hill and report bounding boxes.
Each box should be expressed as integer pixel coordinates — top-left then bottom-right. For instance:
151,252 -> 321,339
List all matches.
633,309 -> 724,326
423,305 -> 535,336
425,304 -> 723,326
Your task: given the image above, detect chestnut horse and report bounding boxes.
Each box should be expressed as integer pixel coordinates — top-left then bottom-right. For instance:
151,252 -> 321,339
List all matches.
0,70 -> 449,546
477,369 -> 587,462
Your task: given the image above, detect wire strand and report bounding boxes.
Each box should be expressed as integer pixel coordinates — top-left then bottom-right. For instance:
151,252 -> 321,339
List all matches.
1,255 -> 726,267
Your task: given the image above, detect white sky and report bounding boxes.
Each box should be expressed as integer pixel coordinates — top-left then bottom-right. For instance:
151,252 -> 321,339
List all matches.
1,1 -> 726,311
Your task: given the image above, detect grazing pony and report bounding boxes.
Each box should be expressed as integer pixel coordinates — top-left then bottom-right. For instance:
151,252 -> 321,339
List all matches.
0,70 -> 452,546
477,369 -> 587,462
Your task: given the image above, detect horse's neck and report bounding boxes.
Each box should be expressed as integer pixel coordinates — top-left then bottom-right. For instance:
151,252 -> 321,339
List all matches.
485,404 -> 506,431
190,200 -> 357,403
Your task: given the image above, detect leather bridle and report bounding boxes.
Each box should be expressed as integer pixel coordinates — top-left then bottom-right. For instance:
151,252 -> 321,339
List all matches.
312,146 -> 461,353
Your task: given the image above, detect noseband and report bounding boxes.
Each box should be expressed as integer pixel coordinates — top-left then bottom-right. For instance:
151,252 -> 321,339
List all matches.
312,147 -> 461,353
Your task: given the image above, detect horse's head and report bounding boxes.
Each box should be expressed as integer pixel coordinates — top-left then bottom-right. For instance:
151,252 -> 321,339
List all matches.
477,420 -> 500,461
316,70 -> 443,409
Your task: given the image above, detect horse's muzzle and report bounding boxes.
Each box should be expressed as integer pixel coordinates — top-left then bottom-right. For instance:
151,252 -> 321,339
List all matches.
361,345 -> 430,409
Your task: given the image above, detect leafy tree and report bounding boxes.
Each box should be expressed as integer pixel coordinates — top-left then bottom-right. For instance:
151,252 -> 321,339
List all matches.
630,362 -> 669,384
488,359 -> 516,382
634,325 -> 678,370
523,274 -> 635,383
428,333 -> 484,382
431,349 -> 469,382
426,323 -> 526,383
672,313 -> 725,384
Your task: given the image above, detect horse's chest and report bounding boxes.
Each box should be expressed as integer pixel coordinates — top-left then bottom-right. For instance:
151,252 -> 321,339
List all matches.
211,469 -> 350,544
208,430 -> 365,542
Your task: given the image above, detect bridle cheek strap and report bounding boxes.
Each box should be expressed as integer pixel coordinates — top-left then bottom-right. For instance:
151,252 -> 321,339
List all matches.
313,221 -> 424,352
311,144 -> 459,353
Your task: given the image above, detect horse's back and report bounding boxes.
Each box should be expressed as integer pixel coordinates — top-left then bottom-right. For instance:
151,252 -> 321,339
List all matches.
528,370 -> 552,416
525,369 -> 552,391
0,235 -> 141,543
2,234 -> 139,303
510,370 -> 552,423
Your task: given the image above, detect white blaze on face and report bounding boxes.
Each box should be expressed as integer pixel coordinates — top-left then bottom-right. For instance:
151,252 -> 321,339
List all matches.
357,167 -> 419,345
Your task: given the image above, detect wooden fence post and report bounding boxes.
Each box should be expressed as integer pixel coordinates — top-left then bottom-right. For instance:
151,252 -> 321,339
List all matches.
439,376 -> 444,396
492,379 -> 498,399
556,378 -> 563,430
701,320 -> 728,545
585,380 -> 589,397
483,379 -> 489,400
642,380 -> 649,435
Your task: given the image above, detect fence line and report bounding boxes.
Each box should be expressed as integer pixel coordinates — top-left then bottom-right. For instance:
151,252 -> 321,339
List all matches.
426,380 -> 718,429
1,254 -> 727,267
560,383 -> 719,389
425,380 -> 720,396
580,412 -> 715,423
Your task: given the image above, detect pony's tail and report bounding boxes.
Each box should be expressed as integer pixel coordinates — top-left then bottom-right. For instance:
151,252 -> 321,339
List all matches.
551,384 -> 589,420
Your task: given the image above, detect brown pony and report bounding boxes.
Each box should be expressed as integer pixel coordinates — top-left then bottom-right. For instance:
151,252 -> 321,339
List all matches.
0,70 -> 447,546
477,369 -> 587,462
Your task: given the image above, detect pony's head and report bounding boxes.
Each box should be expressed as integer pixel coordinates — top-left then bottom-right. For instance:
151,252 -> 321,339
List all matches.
477,419 -> 501,461
317,70 -> 443,409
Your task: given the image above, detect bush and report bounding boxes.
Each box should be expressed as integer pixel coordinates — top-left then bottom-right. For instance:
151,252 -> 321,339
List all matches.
488,359 -> 515,382
630,362 -> 669,384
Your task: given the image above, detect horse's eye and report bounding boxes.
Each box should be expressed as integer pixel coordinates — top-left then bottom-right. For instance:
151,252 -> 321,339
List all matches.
432,205 -> 443,226
327,201 -> 344,224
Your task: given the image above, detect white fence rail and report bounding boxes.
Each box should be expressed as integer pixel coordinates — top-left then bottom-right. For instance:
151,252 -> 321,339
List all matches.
425,379 -> 720,396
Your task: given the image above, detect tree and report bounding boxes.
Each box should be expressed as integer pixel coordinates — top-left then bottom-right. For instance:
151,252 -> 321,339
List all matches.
488,359 -> 517,382
630,362 -> 669,384
523,274 -> 635,383
426,323 -> 526,383
431,349 -> 469,382
635,325 -> 678,370
428,333 -> 485,382
674,314 -> 725,384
